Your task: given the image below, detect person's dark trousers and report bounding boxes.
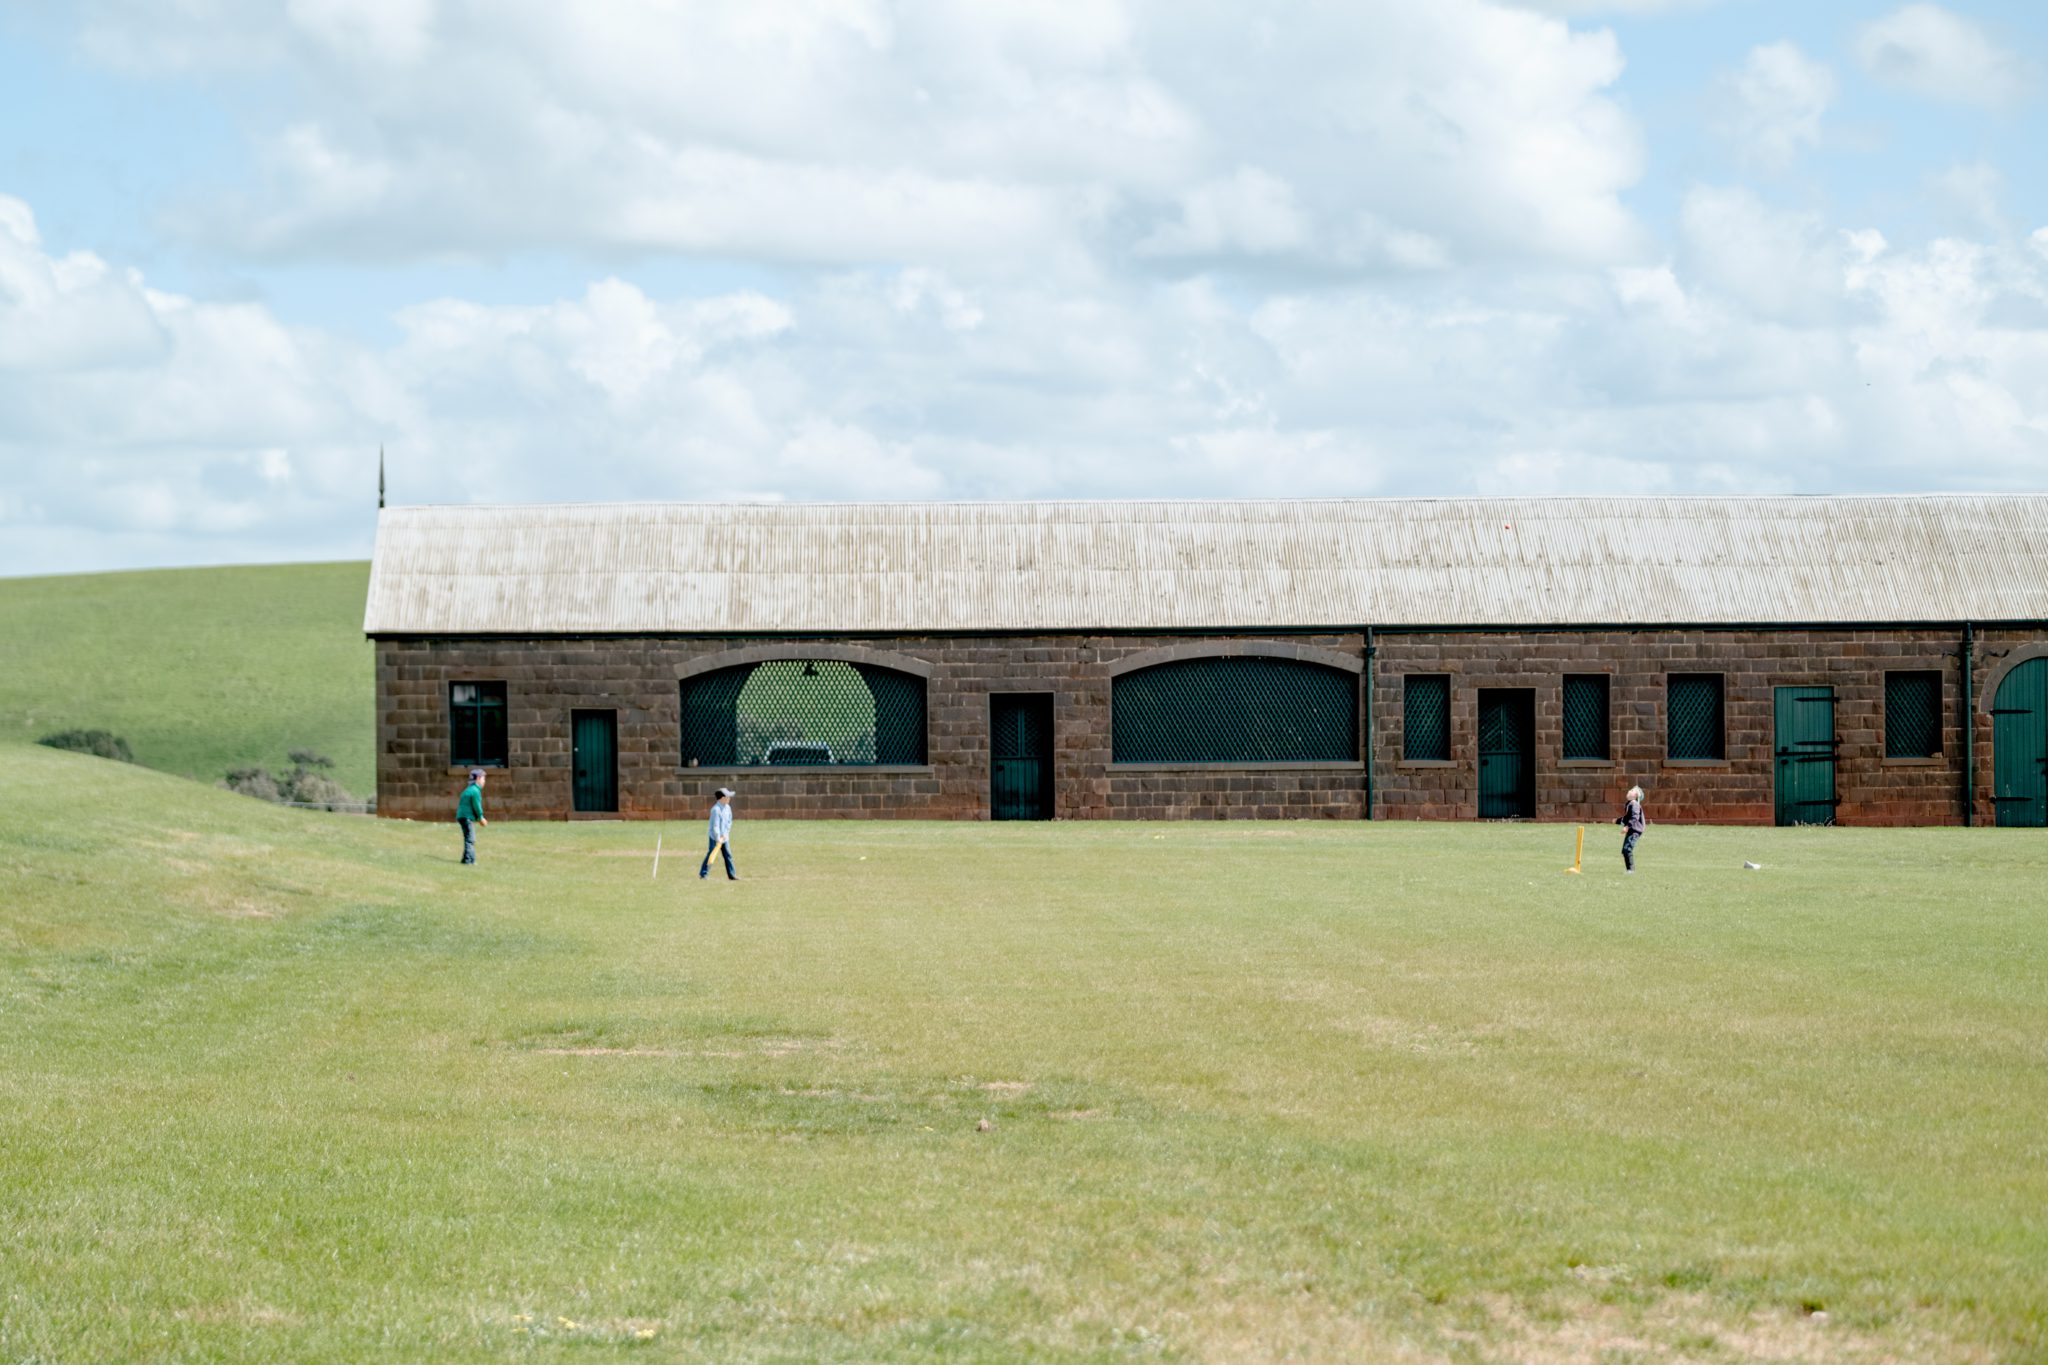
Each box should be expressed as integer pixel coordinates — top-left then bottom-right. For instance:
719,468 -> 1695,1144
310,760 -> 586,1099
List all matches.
1622,830 -> 1639,871
460,817 -> 476,864
700,837 -> 736,880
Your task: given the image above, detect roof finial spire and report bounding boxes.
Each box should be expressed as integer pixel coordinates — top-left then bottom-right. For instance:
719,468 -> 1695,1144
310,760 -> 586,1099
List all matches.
378,445 -> 386,510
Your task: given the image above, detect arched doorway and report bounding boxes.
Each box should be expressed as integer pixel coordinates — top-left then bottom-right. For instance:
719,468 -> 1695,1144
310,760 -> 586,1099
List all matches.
1993,657 -> 2048,827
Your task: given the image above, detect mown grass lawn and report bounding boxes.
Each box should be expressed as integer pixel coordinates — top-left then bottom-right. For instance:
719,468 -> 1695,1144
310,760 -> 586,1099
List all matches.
2,741 -> 2044,1362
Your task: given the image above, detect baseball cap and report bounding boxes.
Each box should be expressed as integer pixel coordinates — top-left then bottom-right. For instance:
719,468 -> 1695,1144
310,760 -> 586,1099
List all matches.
715,787 -> 736,798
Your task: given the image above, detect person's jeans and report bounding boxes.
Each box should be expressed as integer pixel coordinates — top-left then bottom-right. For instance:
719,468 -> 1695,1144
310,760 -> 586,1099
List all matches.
700,837 -> 736,879
459,817 -> 476,864
1622,830 -> 1639,871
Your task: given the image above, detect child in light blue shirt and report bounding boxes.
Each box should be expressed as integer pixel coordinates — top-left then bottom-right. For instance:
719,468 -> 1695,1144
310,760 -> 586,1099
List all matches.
700,788 -> 737,880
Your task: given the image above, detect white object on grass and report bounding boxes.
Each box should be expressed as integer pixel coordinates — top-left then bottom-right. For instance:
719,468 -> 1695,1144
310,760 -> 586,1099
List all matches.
1743,860 -> 1762,870
653,835 -> 662,880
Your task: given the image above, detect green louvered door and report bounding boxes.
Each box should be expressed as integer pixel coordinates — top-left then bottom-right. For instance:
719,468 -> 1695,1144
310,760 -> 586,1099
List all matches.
1993,658 -> 2048,828
1774,687 -> 1836,826
1477,690 -> 1534,819
571,710 -> 618,813
990,694 -> 1053,821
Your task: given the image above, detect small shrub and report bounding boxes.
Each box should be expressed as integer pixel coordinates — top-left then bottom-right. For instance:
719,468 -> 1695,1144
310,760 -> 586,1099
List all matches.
282,771 -> 355,810
223,766 -> 283,803
223,749 -> 361,811
37,730 -> 135,763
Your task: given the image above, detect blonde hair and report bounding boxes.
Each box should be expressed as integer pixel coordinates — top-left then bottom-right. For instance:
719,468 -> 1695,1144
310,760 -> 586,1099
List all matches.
1626,785 -> 1644,802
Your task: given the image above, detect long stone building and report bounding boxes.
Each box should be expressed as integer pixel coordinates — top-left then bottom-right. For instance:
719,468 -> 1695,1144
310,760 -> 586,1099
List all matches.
365,496 -> 2048,827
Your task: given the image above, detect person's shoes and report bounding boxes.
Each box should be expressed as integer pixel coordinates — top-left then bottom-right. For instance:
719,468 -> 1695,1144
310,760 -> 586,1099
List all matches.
698,871 -> 708,880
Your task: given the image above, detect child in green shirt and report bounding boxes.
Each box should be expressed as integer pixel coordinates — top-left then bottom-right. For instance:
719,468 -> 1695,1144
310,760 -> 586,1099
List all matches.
457,769 -> 487,864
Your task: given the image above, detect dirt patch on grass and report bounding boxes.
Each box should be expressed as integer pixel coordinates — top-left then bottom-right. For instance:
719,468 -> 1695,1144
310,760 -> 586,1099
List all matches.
1448,1291 -> 1995,1364
512,1033 -> 842,1060
178,1299 -> 300,1329
1138,1290 -> 1432,1362
979,1080 -> 1033,1095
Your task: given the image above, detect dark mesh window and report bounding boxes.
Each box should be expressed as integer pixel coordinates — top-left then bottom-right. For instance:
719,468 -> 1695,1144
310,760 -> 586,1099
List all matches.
450,682 -> 508,767
1112,656 -> 1357,763
1403,675 -> 1451,761
1885,670 -> 1942,758
1667,674 -> 1725,760
1562,674 -> 1610,761
680,660 -> 926,767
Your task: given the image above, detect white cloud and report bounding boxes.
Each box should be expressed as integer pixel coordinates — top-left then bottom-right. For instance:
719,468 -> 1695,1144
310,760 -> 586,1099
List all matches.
73,0 -> 1647,274
7,177 -> 2048,574
284,0 -> 436,65
1930,161 -> 2006,235
0,197 -> 168,371
1678,186 -> 1846,323
9,0 -> 2048,575
1855,4 -> 2034,108
1713,42 -> 1836,172
1139,167 -> 1311,259
1516,1 -> 1721,12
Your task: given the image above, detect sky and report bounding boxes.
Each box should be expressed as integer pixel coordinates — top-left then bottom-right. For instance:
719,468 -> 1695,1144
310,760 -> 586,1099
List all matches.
1,0 -> 2045,576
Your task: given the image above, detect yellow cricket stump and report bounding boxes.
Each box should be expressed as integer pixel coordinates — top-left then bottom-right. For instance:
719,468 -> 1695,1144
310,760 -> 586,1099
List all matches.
1564,825 -> 1584,874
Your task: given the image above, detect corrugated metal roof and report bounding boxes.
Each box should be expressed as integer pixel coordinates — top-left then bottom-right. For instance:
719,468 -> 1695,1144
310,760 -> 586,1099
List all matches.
363,496 -> 2048,634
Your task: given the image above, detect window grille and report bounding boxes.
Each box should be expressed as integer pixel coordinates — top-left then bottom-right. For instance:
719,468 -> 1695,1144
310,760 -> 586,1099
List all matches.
680,660 -> 927,767
1403,674 -> 1451,761
1885,670 -> 1942,758
1562,674 -> 1610,760
1112,656 -> 1356,764
449,681 -> 508,767
1667,673 -> 1725,760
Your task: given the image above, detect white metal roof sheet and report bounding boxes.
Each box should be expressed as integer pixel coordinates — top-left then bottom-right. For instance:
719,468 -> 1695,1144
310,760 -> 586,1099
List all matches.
363,496 -> 2048,634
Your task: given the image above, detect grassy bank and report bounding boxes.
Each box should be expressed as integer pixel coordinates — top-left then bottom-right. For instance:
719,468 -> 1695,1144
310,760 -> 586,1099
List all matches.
0,561 -> 373,795
2,742 -> 2043,1361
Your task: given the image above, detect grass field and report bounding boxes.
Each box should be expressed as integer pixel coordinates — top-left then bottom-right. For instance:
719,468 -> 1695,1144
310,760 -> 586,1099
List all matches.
0,562 -> 374,796
3,740 -> 2044,1362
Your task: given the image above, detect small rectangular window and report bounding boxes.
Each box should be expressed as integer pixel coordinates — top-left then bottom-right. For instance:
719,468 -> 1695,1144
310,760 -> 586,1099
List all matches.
1885,670 -> 1942,758
1403,675 -> 1451,761
1667,673 -> 1725,761
450,681 -> 508,767
1562,674 -> 1611,760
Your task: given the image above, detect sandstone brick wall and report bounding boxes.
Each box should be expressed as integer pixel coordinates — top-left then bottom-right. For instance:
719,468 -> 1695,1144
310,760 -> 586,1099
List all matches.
1370,627 -> 2038,826
375,632 -> 1367,822
374,626 -> 2042,825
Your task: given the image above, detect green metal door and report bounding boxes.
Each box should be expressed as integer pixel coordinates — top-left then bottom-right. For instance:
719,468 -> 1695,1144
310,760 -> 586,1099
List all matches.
1477,689 -> 1534,819
1773,686 -> 1836,826
1993,658 -> 2048,828
571,710 -> 618,813
990,694 -> 1053,821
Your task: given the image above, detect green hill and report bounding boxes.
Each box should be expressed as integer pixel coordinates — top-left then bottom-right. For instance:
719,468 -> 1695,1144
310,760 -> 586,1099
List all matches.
0,561 -> 373,797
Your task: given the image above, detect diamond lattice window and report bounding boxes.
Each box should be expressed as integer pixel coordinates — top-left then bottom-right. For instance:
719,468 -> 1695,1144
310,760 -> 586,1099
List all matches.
1667,673 -> 1725,760
680,660 -> 926,767
1403,675 -> 1451,762
1885,670 -> 1942,759
1562,674 -> 1610,761
1112,656 -> 1357,764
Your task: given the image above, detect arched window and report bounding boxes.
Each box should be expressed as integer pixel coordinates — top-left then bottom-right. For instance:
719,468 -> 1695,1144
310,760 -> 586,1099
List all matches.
1113,656 -> 1358,764
681,660 -> 927,767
